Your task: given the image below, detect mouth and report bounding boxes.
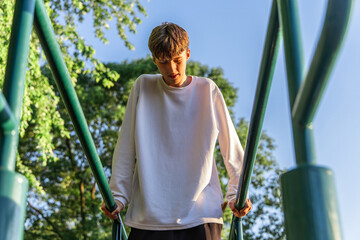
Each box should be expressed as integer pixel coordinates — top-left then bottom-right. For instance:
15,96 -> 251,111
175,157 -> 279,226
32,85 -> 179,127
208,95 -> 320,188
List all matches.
169,74 -> 179,79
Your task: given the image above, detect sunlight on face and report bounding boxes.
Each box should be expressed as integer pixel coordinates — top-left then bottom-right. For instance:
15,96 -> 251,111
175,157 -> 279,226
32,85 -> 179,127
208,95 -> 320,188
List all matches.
153,49 -> 190,87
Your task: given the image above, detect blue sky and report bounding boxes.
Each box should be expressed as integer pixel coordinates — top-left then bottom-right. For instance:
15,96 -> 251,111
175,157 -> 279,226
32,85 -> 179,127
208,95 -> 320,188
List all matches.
78,0 -> 359,238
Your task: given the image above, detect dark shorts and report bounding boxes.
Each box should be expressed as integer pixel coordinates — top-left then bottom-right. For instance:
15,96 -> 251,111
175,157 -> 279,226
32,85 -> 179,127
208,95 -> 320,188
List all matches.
128,223 -> 223,240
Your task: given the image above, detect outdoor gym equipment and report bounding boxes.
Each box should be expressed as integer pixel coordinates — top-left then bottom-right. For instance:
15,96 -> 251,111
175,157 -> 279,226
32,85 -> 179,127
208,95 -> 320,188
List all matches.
0,0 -> 352,239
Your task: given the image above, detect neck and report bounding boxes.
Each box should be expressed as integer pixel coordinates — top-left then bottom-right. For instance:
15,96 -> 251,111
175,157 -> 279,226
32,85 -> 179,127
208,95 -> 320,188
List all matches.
163,75 -> 192,88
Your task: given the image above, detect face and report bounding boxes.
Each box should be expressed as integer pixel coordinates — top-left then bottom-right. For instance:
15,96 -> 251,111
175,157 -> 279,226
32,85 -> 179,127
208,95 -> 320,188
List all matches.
153,49 -> 190,87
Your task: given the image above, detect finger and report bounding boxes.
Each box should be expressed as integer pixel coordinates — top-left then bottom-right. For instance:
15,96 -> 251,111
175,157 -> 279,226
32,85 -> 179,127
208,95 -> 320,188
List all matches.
101,206 -> 112,215
229,201 -> 242,213
115,202 -> 123,209
101,204 -> 119,220
239,199 -> 251,210
228,200 -> 235,210
230,201 -> 251,217
105,210 -> 119,220
101,205 -> 109,214
101,202 -> 111,212
111,209 -> 120,218
101,206 -> 108,213
239,208 -> 250,217
233,210 -> 242,218
221,201 -> 228,212
227,199 -> 251,217
229,204 -> 241,217
230,205 -> 243,217
112,209 -> 120,215
247,199 -> 252,208
107,214 -> 118,220
239,205 -> 252,217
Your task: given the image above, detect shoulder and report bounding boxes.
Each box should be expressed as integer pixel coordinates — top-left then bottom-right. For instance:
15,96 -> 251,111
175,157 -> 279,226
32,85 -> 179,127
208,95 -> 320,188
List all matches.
136,74 -> 160,83
194,76 -> 222,97
132,74 -> 160,89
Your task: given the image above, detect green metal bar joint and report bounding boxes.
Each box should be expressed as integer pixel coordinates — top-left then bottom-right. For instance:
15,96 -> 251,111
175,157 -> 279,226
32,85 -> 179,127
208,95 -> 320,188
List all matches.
292,0 -> 352,127
0,91 -> 17,134
33,0 -> 127,238
229,0 -> 281,239
279,0 -> 352,238
277,0 -> 316,166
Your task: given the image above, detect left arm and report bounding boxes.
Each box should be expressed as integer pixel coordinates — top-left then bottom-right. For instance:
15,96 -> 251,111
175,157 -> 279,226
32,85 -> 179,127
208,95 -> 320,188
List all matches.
213,88 -> 251,217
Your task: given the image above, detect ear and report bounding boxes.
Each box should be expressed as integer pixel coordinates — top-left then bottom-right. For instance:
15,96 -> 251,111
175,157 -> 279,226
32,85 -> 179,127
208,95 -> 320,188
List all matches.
186,49 -> 191,60
152,56 -> 156,64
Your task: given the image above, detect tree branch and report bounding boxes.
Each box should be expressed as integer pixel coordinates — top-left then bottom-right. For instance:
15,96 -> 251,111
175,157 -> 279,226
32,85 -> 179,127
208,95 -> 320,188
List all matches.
27,201 -> 63,239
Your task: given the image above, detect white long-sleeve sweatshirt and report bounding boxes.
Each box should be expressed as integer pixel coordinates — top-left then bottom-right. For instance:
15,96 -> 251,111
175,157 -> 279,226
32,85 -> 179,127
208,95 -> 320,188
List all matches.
109,74 -> 244,230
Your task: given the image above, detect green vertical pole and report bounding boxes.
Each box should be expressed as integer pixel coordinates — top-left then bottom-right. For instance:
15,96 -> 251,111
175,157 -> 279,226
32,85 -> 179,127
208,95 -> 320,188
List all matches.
277,0 -> 316,166
278,0 -> 352,239
33,0 -> 127,238
0,0 -> 34,171
0,0 -> 35,239
228,218 -> 242,240
228,0 -> 281,239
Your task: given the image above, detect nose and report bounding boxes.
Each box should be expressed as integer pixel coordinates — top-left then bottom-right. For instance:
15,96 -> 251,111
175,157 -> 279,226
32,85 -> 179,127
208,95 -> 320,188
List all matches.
168,61 -> 176,73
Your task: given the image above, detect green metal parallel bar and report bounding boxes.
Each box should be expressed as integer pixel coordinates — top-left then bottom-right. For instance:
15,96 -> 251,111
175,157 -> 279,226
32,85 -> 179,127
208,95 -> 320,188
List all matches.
0,0 -> 34,239
228,218 -> 242,240
279,0 -> 352,239
0,91 -> 17,134
0,0 -> 35,171
276,0 -> 303,109
292,0 -> 352,126
229,0 -> 281,239
33,0 -> 127,238
277,0 -> 316,166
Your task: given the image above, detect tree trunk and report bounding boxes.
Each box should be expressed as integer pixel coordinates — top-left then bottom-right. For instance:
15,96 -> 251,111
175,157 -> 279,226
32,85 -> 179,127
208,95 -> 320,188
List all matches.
80,180 -> 87,240
91,182 -> 96,200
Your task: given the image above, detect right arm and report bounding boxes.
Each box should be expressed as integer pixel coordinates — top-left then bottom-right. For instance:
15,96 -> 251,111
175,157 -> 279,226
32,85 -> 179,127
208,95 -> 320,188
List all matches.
106,79 -> 140,215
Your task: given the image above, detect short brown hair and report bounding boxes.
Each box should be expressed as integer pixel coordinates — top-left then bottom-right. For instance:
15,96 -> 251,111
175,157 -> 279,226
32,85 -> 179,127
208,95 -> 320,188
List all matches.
148,22 -> 189,60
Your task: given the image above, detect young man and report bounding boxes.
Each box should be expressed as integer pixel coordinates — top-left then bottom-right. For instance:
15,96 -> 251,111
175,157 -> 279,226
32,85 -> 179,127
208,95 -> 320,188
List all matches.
102,22 -> 251,239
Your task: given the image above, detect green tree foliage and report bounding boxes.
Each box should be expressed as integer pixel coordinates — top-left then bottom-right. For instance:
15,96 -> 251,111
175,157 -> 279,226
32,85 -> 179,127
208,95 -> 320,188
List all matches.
0,0 -> 146,190
1,0 -> 144,239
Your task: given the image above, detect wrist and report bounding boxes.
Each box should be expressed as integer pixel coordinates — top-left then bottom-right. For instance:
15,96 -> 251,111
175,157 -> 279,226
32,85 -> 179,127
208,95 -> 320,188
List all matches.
115,199 -> 124,210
